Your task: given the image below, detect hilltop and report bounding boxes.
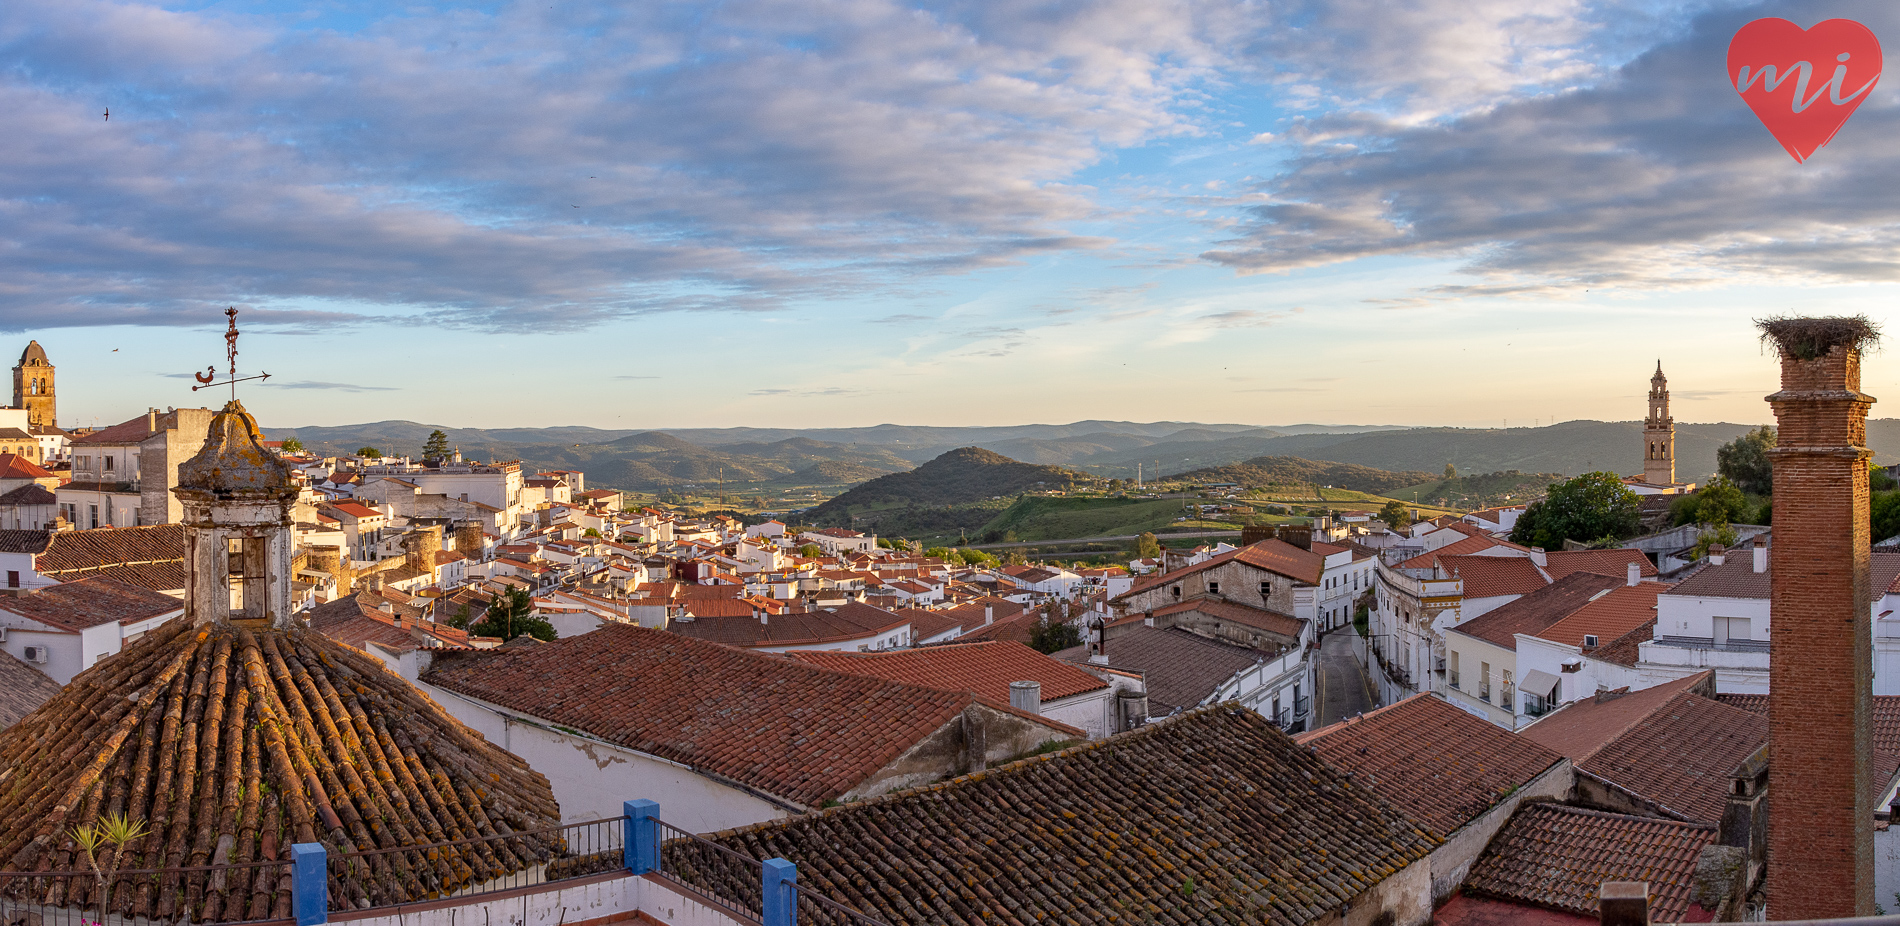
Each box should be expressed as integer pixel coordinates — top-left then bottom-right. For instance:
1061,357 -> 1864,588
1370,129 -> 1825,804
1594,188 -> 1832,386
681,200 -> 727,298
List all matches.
1173,456 -> 1433,495
805,447 -> 1086,528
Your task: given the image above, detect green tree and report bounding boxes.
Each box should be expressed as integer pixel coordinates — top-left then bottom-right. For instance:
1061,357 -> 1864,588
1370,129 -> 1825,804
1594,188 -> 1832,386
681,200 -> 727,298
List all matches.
1028,613 -> 1082,654
1108,478 -> 1124,493
280,437 -> 304,453
1444,463 -> 1457,480
1874,491 -> 1900,545
1693,523 -> 1740,560
1134,531 -> 1161,560
1378,500 -> 1411,531
959,547 -> 999,568
423,429 -> 450,460
1717,426 -> 1776,495
1509,472 -> 1643,550
1874,461 -> 1898,493
469,586 -> 556,642
797,543 -> 824,558
356,446 -> 384,459
924,546 -> 966,567
1693,477 -> 1750,526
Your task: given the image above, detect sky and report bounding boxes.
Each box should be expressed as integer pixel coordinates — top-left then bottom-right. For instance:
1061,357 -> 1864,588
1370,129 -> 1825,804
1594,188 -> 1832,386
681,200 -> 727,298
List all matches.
7,0 -> 1900,431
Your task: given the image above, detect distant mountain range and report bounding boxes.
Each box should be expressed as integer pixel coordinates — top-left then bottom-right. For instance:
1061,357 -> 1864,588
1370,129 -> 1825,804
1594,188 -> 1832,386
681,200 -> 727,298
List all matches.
264,417 -> 1900,495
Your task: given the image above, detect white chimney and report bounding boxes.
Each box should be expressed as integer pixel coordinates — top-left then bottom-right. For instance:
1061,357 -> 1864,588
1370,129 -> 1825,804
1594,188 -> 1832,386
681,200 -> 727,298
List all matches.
984,605 -> 993,625
1626,561 -> 1640,587
1709,544 -> 1726,566
1009,680 -> 1042,714
1754,537 -> 1768,574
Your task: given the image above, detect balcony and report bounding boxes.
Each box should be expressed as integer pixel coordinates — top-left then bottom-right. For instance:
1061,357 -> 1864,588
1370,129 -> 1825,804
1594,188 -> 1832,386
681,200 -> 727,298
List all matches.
1449,671 -> 1461,689
1293,695 -> 1310,719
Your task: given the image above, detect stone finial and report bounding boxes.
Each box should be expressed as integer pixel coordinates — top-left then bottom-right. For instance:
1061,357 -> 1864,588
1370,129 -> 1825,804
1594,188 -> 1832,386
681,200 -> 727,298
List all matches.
177,399 -> 293,496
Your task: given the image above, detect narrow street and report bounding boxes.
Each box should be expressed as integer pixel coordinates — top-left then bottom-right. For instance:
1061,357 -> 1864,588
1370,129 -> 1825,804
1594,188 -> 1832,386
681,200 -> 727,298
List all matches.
1313,626 -> 1374,730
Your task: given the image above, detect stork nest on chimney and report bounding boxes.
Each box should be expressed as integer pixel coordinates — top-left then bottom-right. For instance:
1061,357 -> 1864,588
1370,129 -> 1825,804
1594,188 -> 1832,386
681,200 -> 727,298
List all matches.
1757,315 -> 1881,361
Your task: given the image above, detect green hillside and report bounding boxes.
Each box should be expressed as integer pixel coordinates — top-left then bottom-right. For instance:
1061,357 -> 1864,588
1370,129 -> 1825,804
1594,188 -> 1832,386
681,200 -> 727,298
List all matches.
1174,455 -> 1433,494
809,448 -> 1085,518
973,497 -> 1195,543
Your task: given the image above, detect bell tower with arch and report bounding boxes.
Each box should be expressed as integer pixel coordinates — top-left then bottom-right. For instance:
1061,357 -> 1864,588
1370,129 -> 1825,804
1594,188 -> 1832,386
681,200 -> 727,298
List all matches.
1643,360 -> 1675,485
12,341 -> 54,430
174,400 -> 299,628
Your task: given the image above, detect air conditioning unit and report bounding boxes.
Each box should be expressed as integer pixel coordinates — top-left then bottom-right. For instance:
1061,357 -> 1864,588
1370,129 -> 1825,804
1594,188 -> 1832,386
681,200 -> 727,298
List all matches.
21,645 -> 47,664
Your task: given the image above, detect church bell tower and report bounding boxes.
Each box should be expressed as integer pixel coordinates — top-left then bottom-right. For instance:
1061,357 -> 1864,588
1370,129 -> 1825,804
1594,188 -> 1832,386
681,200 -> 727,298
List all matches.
12,341 -> 55,430
1643,361 -> 1675,485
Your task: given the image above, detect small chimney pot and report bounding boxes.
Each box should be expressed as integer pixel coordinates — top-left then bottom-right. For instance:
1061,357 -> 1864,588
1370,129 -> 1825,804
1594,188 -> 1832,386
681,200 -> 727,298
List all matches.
1754,539 -> 1767,574
1009,680 -> 1042,714
1709,544 -> 1726,566
1626,561 -> 1640,587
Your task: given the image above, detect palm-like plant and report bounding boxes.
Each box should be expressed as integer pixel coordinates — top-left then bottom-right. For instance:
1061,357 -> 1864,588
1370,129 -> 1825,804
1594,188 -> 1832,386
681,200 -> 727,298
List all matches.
70,813 -> 150,924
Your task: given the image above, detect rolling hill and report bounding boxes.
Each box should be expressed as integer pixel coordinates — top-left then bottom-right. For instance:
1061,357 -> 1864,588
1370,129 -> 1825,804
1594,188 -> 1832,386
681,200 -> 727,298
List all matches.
1173,456 -> 1434,495
804,448 -> 1088,529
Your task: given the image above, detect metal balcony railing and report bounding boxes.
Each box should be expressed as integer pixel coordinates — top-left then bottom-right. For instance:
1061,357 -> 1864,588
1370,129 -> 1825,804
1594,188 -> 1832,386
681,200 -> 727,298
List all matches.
1448,671 -> 1460,689
1293,695 -> 1310,718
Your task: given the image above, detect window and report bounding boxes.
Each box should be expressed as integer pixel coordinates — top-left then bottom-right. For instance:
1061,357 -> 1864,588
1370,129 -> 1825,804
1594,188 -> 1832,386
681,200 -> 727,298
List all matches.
1208,581 -> 1220,596
1583,634 -> 1599,648
77,456 -> 89,470
1449,651 -> 1460,689
88,505 -> 98,529
1479,661 -> 1491,700
6,571 -> 16,588
1172,585 -> 1182,598
227,536 -> 269,619
1259,581 -> 1272,599
103,456 -> 113,472
1714,616 -> 1751,646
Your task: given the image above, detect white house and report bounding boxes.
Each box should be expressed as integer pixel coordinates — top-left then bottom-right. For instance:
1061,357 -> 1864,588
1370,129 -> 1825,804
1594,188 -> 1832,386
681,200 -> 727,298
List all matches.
0,578 -> 184,684
798,527 -> 878,555
416,624 -> 1080,831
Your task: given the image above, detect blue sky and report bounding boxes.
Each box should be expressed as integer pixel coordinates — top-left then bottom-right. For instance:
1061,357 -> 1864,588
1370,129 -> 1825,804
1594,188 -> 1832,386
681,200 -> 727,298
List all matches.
7,0 -> 1900,431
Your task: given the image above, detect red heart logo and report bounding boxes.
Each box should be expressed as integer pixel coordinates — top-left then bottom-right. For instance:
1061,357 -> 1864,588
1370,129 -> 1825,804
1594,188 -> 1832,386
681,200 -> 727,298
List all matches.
1728,18 -> 1881,163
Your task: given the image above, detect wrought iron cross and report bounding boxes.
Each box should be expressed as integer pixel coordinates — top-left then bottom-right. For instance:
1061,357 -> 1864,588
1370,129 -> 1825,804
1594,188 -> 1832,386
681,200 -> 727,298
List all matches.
191,307 -> 271,396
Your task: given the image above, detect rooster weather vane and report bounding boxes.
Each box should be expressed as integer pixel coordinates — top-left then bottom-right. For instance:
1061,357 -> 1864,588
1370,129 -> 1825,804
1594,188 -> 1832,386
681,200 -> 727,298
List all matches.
192,307 -> 271,396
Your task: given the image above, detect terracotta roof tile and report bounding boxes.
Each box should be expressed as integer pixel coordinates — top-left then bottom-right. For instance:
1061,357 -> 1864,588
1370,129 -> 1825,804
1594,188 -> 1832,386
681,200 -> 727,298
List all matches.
0,619 -> 560,918
0,577 -> 181,631
1450,572 -> 1622,651
1146,595 -> 1304,640
1519,673 -> 1764,823
1462,803 -> 1717,921
0,455 -> 52,480
1399,535 -> 1504,569
1663,558 -> 1770,600
424,625 -> 1052,805
1532,583 -> 1663,649
35,524 -> 184,577
1541,548 -> 1657,582
1053,625 -> 1260,715
1438,554 -> 1548,599
788,641 -> 1107,702
1297,693 -> 1564,838
0,650 -> 59,729
669,706 -> 1440,926
1122,539 -> 1325,599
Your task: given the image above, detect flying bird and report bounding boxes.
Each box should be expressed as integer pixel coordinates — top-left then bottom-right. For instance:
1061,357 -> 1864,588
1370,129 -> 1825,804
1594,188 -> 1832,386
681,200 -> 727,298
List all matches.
103,107 -> 109,121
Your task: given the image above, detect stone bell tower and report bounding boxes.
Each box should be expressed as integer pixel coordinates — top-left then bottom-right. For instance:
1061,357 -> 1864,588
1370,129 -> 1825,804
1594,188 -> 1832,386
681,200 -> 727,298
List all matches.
12,340 -> 55,430
1643,361 -> 1675,485
173,399 -> 299,628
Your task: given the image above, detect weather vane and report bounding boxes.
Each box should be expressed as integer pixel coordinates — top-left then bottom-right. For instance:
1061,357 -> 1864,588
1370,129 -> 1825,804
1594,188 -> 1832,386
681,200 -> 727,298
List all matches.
191,307 -> 271,397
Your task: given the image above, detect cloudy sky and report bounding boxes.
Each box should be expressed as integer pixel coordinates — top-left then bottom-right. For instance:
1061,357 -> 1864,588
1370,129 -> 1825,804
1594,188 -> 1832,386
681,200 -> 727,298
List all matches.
6,0 -> 1898,430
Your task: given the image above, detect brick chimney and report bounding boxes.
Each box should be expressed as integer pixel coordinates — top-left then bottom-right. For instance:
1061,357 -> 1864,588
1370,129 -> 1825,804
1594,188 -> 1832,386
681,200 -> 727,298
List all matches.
1761,315 -> 1880,917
